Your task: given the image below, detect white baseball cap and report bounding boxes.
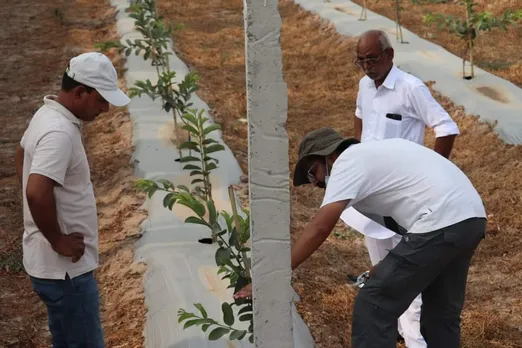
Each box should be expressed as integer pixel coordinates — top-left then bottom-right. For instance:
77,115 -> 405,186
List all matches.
65,52 -> 131,107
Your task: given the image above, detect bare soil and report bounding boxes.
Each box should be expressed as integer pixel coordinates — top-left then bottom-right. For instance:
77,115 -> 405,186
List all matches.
350,0 -> 522,88
0,0 -> 146,346
157,0 -> 522,346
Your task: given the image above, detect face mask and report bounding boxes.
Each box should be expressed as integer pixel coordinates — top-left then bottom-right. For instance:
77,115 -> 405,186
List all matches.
324,158 -> 330,187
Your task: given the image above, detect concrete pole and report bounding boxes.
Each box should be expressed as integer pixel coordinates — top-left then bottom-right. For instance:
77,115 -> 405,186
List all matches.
243,1 -> 294,347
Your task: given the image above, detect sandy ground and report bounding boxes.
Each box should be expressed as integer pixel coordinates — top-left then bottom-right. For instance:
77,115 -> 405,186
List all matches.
157,0 -> 522,346
350,0 -> 522,88
0,0 -> 146,346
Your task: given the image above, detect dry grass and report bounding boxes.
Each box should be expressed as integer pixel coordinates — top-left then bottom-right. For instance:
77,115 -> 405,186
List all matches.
350,0 -> 522,87
0,0 -> 146,346
158,0 -> 522,346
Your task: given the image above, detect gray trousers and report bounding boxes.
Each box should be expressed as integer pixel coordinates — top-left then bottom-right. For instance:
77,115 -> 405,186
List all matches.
352,217 -> 486,348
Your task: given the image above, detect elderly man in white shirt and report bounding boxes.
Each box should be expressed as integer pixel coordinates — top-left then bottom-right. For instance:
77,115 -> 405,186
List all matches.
348,30 -> 460,347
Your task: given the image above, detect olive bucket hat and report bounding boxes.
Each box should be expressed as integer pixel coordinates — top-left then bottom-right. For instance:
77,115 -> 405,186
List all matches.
293,128 -> 359,187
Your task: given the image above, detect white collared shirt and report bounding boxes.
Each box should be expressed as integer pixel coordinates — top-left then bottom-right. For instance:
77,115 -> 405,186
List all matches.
355,66 -> 459,144
20,95 -> 98,280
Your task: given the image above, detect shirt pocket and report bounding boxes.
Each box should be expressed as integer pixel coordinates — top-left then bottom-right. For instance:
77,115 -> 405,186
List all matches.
382,113 -> 403,139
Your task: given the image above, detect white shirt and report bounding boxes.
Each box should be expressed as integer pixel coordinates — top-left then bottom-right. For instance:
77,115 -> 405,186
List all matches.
21,96 -> 98,280
321,139 -> 486,234
355,66 -> 459,144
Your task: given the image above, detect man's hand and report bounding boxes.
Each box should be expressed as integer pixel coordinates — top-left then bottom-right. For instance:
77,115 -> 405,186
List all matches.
233,283 -> 253,300
15,145 -> 24,188
52,233 -> 85,263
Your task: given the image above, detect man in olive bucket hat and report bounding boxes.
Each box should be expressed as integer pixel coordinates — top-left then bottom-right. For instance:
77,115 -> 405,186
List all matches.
235,127 -> 486,348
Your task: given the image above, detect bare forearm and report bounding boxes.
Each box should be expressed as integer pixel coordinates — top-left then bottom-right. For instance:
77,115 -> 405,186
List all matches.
291,224 -> 330,270
15,145 -> 24,186
27,189 -> 63,247
434,135 -> 456,158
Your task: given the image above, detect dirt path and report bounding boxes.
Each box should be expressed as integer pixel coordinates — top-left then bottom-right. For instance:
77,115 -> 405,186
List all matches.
157,0 -> 522,346
0,1 -> 146,346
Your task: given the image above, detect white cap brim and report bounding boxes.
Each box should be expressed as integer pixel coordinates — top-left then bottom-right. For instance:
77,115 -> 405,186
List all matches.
97,88 -> 131,107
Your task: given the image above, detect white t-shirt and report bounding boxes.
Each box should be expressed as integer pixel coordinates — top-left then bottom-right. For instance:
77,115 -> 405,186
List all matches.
321,139 -> 486,234
21,95 -> 98,280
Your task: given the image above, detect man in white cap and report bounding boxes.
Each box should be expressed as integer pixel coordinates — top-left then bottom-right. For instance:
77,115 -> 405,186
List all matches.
14,52 -> 130,347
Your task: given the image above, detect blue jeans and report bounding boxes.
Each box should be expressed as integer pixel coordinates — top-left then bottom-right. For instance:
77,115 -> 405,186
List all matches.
30,271 -> 105,348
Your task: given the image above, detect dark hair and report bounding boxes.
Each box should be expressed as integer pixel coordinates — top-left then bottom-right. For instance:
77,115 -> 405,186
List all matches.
61,72 -> 95,93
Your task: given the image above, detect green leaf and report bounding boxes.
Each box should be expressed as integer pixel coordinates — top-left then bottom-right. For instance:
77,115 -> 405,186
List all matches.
185,216 -> 209,227
194,303 -> 208,318
182,124 -> 199,135
238,305 -> 252,316
179,156 -> 201,163
157,179 -> 174,190
221,302 -> 234,326
215,247 -> 231,266
201,323 -> 212,332
175,194 -> 206,217
200,116 -> 210,125
239,313 -> 253,322
203,123 -> 222,135
206,162 -> 218,171
177,311 -> 195,323
177,185 -> 190,192
183,319 -> 205,329
204,144 -> 226,154
183,164 -> 202,171
208,327 -> 230,341
229,228 -> 238,248
190,170 -> 204,176
179,141 -> 200,152
163,193 -> 177,210
191,199 -> 206,217
249,334 -> 254,343
191,178 -> 204,185
229,330 -> 247,340
202,138 -> 218,145
135,179 -> 159,198
221,211 -> 233,233
207,200 -> 217,224
182,112 -> 198,126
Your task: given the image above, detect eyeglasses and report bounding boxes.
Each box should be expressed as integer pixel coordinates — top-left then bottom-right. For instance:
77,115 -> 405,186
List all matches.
307,164 -> 316,183
354,51 -> 385,68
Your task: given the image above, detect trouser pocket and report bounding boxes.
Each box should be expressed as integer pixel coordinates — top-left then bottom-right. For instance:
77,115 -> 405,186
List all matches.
443,218 -> 486,249
30,277 -> 64,305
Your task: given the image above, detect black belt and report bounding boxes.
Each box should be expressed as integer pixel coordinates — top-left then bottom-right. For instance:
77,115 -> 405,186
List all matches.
383,216 -> 407,235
